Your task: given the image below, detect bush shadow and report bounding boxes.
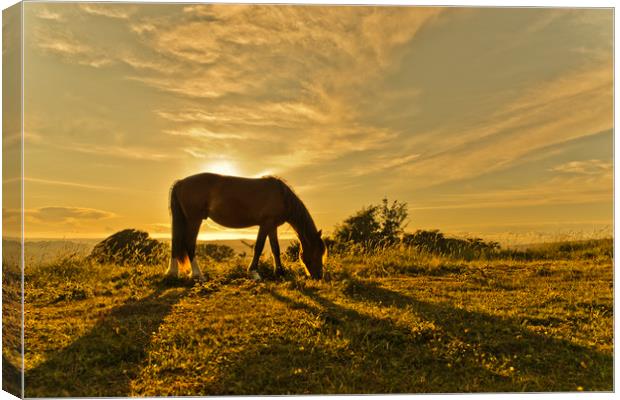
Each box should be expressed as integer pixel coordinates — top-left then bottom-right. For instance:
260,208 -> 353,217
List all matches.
340,278 -> 613,392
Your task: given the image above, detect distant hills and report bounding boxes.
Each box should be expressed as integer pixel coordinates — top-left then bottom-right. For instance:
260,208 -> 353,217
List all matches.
2,238 -> 294,266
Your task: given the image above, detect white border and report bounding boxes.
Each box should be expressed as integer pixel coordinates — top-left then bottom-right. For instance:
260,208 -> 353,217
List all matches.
0,1 -> 616,400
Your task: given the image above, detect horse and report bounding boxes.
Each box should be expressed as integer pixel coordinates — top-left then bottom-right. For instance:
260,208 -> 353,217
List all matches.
165,173 -> 326,280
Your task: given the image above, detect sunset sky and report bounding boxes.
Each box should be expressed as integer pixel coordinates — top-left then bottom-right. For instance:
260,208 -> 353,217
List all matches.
7,3 -> 613,242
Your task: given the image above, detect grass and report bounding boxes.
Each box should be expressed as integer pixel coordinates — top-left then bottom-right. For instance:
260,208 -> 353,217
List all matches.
2,243 -> 22,396
21,239 -> 613,396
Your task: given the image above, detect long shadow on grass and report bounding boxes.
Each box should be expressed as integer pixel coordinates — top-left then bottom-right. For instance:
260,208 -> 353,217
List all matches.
25,279 -> 190,397
211,279 -> 612,394
2,354 -> 21,396
340,278 -> 613,392
207,286 -> 508,395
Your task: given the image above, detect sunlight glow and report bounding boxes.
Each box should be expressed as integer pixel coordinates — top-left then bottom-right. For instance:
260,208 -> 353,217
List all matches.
203,160 -> 240,176
253,169 -> 275,178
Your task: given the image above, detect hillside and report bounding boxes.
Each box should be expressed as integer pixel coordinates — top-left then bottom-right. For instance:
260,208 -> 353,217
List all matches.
19,240 -> 613,396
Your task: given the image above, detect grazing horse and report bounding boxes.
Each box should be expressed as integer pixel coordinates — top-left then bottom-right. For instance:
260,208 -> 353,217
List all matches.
165,173 -> 326,280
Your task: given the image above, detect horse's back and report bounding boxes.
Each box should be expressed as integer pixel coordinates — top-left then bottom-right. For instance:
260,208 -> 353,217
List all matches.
177,173 -> 282,196
174,173 -> 287,227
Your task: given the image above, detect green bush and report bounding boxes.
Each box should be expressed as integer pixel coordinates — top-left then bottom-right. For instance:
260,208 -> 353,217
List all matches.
402,230 -> 500,260
196,243 -> 236,262
89,229 -> 168,266
284,241 -> 301,261
332,198 -> 408,251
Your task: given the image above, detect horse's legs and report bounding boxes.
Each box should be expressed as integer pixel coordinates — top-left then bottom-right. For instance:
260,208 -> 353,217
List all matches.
185,216 -> 205,280
165,258 -> 180,278
268,228 -> 285,276
248,226 -> 267,278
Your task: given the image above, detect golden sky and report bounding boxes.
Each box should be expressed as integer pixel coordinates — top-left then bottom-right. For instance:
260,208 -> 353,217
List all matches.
6,3 -> 613,241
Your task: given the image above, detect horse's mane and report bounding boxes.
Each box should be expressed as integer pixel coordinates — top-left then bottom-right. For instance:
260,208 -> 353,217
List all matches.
267,176 -> 318,242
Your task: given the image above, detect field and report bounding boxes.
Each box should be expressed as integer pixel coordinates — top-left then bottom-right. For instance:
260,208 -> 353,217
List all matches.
18,239 -> 613,396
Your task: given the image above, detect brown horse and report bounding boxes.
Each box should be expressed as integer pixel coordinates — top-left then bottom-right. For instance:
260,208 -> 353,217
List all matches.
165,173 -> 326,280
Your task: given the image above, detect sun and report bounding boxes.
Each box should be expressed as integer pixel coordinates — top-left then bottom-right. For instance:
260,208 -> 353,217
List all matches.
203,160 -> 240,176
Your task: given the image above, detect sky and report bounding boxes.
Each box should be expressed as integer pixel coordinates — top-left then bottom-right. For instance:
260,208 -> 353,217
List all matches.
3,3 -> 613,243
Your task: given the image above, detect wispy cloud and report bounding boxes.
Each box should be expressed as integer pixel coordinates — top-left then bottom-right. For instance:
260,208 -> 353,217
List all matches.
79,4 -> 136,20
54,143 -> 175,161
34,27 -> 113,68
24,177 -> 123,191
550,159 -> 612,175
22,5 -> 612,238
35,8 -> 63,21
411,173 -> 612,211
156,101 -> 331,128
396,62 -> 612,189
165,128 -> 246,140
4,206 -> 117,224
352,153 -> 421,177
27,5 -> 440,177
27,206 -> 115,223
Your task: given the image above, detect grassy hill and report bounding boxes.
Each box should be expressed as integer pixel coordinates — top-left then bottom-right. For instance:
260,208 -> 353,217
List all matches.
16,239 -> 614,395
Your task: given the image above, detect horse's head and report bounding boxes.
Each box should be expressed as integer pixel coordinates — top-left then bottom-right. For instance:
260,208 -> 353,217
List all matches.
300,229 -> 327,280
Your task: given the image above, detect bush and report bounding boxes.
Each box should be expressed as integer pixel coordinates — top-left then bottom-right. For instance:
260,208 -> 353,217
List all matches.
332,198 -> 408,251
497,238 -> 613,261
284,241 -> 301,261
89,229 -> 168,266
402,230 -> 499,260
196,243 -> 236,262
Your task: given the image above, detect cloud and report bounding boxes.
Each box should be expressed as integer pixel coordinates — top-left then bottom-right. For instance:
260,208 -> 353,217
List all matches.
34,28 -> 113,68
123,6 -> 442,173
26,206 -> 115,223
352,153 -> 421,177
265,126 -> 398,172
24,177 -> 123,191
29,6 -> 170,72
550,159 -> 612,175
165,128 -> 246,140
71,144 -> 172,161
395,62 -> 613,189
36,8 -> 63,21
410,173 -> 612,211
156,101 -> 331,129
120,55 -> 177,73
133,6 -> 442,98
27,4 -> 442,178
149,223 -> 170,234
22,5 -> 613,238
79,4 -> 136,20
53,143 -> 175,161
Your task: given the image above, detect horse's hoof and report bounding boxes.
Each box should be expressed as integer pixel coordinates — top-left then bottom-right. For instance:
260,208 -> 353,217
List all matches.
250,271 -> 261,281
191,274 -> 206,282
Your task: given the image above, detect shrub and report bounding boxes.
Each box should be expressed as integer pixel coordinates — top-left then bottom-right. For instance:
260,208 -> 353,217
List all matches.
332,198 -> 408,251
89,229 -> 167,266
196,243 -> 236,262
402,230 -> 499,260
284,240 -> 301,261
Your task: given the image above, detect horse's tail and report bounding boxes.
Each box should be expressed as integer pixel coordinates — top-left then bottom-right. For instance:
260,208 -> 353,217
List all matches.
170,181 -> 187,262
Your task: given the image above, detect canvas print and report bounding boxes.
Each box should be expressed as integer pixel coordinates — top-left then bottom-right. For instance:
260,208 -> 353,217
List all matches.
2,2 -> 613,397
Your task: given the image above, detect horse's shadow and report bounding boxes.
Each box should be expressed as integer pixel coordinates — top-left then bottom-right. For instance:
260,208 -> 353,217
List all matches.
334,279 -> 612,392
206,286 -> 505,395
25,279 -> 190,397
208,279 -> 612,394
